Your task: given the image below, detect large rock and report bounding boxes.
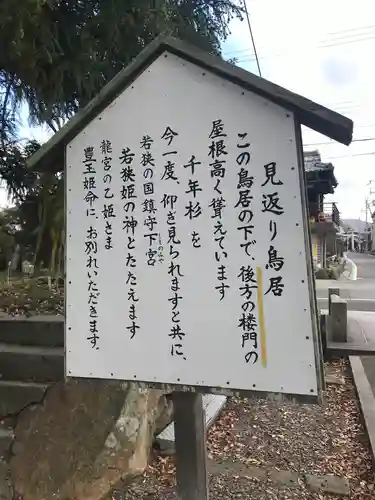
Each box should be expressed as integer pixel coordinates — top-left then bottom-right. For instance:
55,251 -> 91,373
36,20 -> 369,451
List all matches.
10,379 -> 163,500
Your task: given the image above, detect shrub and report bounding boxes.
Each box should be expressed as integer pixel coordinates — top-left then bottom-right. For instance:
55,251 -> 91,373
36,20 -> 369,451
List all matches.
315,268 -> 331,279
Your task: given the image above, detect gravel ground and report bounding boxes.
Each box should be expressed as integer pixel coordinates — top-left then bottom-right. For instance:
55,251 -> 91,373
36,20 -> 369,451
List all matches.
0,279 -> 63,316
116,362 -> 375,500
1,281 -> 374,499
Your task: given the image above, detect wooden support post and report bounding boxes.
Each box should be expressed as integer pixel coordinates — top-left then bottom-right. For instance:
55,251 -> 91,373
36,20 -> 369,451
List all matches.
173,391 -> 209,500
328,287 -> 340,316
330,295 -> 348,343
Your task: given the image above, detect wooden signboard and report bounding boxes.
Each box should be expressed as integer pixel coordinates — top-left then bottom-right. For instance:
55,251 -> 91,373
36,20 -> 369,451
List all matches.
65,50 -> 323,400
28,36 -> 352,500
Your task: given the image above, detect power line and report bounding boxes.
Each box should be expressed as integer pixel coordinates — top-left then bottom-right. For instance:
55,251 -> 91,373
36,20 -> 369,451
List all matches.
225,29 -> 375,57
225,33 -> 375,63
319,35 -> 375,49
304,138 -> 375,147
307,152 -> 375,160
303,126 -> 375,145
355,123 -> 375,129
327,24 -> 375,36
322,28 -> 375,42
242,0 -> 261,76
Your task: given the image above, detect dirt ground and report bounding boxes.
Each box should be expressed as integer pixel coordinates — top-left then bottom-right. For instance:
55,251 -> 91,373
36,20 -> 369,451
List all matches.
117,366 -> 375,499
0,278 -> 63,316
1,281 -> 374,499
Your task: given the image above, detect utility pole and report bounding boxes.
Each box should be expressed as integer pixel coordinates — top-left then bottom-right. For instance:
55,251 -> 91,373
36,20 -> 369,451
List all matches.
365,196 -> 369,251
365,180 -> 375,251
242,0 -> 262,77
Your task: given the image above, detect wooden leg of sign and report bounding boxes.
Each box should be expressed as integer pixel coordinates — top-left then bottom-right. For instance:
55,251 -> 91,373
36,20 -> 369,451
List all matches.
173,391 -> 209,500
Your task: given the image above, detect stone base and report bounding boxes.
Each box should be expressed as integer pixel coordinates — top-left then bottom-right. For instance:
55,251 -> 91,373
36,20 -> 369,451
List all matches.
10,379 -> 164,500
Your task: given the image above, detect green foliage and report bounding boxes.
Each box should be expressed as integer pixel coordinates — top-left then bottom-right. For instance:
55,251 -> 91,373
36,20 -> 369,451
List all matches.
315,268 -> 330,280
0,140 -> 40,202
0,0 -> 243,273
1,0 -> 242,132
315,264 -> 343,280
0,206 -> 21,269
0,139 -> 62,270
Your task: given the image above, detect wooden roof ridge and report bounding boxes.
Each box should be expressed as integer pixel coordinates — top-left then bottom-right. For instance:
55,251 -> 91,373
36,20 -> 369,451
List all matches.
27,34 -> 353,172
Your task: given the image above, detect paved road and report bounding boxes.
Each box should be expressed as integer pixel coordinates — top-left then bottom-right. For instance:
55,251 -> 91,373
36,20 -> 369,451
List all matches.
343,252 -> 375,394
316,252 -> 375,311
350,251 -> 375,280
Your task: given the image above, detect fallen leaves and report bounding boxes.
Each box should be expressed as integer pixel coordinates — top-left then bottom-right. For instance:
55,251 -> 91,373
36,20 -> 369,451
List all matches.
1,283 -> 374,498
120,361 -> 375,499
0,278 -> 63,316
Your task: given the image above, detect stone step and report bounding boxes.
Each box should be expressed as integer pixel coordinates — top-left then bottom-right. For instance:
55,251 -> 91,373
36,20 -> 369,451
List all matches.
0,343 -> 64,383
0,425 -> 13,459
0,316 -> 64,348
0,381 -> 49,418
156,394 -> 226,454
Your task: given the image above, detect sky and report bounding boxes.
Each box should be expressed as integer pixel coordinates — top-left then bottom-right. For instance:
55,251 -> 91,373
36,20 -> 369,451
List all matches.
2,0 -> 375,221
223,0 -> 375,220
0,118 -> 53,208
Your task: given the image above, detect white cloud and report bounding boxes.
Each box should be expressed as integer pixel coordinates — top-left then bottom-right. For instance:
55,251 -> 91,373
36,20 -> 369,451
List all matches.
2,4 -> 375,220
224,0 -> 375,219
321,56 -> 358,86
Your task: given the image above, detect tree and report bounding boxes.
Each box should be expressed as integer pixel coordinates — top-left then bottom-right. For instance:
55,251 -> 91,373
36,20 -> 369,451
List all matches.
0,0 -> 243,273
0,0 -> 242,139
0,140 -> 39,202
0,207 -> 19,270
0,138 -> 61,269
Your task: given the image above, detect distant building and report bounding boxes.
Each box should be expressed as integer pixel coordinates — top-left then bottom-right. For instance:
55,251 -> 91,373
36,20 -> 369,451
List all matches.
341,219 -> 371,252
304,150 -> 341,268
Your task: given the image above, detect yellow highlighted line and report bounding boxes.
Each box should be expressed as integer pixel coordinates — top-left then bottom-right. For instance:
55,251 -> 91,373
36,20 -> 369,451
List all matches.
256,267 -> 267,367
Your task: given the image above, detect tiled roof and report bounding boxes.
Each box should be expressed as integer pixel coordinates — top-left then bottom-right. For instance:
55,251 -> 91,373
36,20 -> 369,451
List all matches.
305,161 -> 334,172
304,150 -> 333,172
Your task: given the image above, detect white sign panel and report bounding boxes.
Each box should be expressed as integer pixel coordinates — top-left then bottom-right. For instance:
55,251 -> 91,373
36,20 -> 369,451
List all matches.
66,52 -> 320,397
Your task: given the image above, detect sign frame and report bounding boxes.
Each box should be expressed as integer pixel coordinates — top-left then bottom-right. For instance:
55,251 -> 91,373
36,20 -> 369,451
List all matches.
58,38 -> 352,405
64,99 -> 324,405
